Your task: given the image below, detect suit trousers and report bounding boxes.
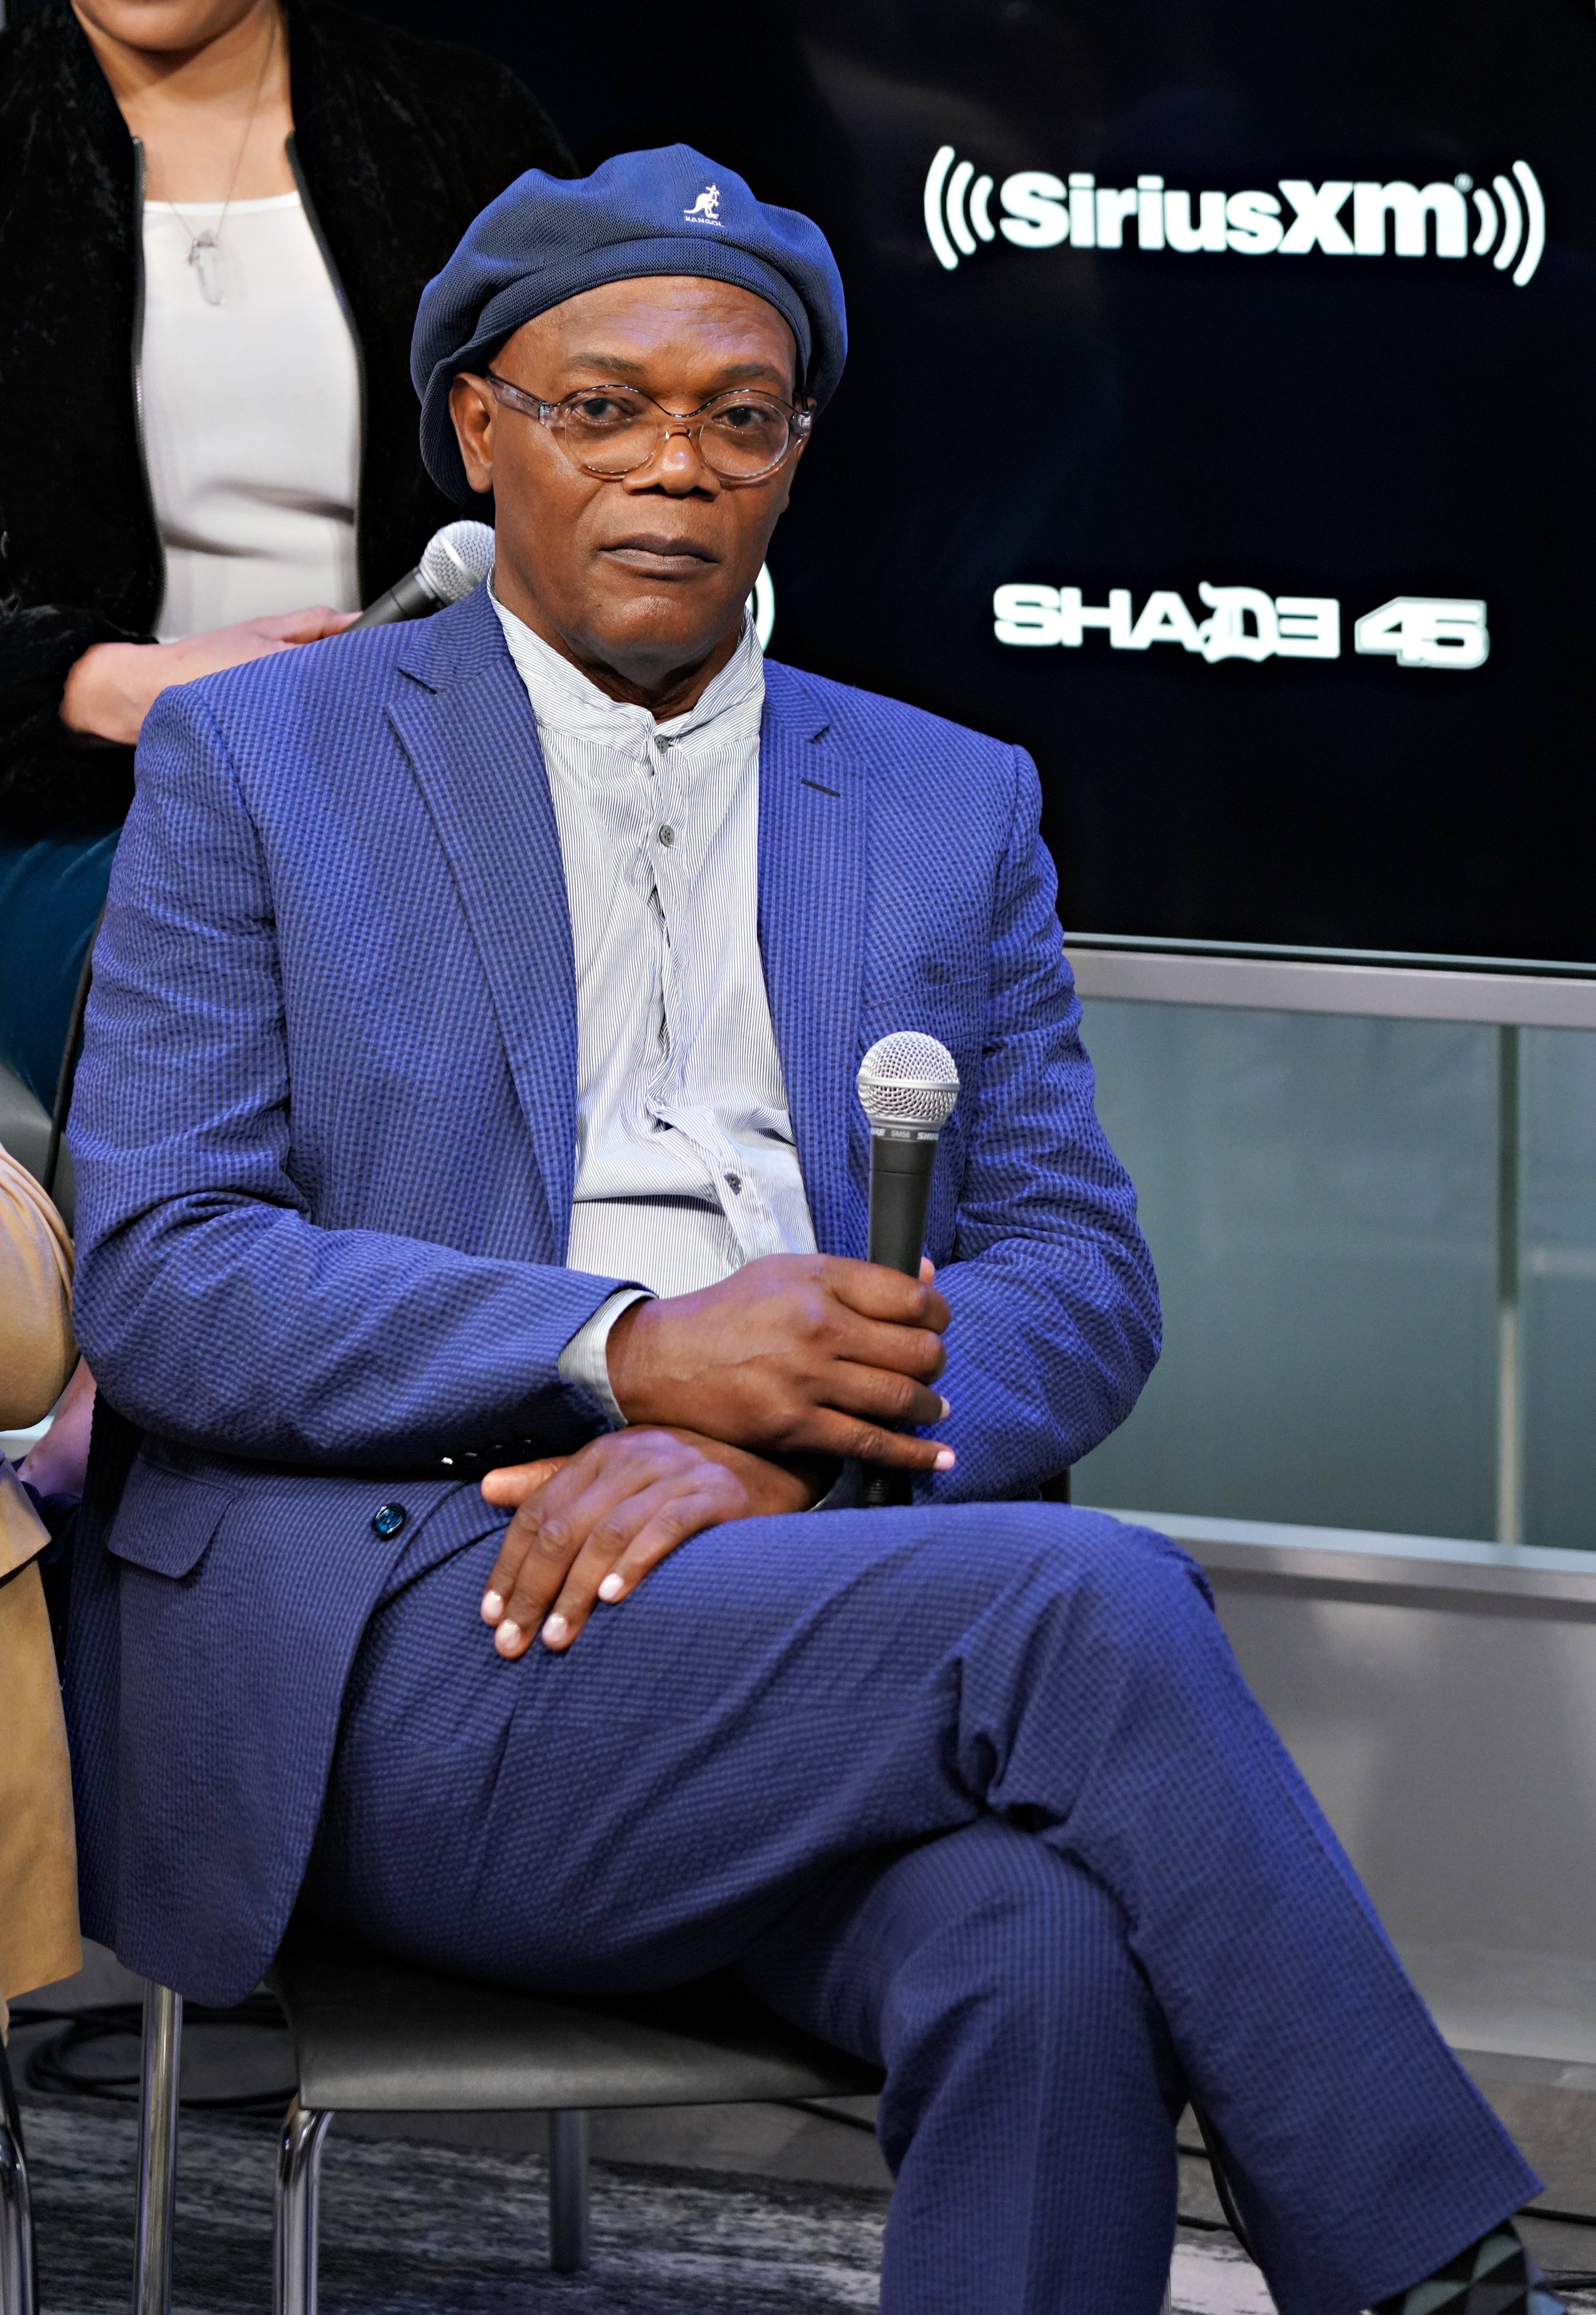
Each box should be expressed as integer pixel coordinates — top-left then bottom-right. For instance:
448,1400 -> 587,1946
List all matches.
302,1501 -> 1536,2315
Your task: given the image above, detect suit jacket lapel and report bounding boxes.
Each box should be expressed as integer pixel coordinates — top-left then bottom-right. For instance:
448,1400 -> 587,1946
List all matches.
758,667 -> 869,1259
388,595 -> 579,1247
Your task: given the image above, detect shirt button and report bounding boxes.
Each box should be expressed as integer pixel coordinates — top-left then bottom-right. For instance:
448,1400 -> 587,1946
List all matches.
658,824 -> 677,847
372,1502 -> 407,1539
725,1173 -> 743,1194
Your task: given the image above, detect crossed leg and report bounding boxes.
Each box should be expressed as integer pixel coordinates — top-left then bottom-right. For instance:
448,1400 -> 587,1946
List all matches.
304,1501 -> 1535,2315
739,1821 -> 1184,2313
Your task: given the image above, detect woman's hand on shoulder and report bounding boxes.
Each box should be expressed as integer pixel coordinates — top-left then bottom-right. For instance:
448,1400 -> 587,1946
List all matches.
476,1428 -> 822,1659
60,607 -> 359,746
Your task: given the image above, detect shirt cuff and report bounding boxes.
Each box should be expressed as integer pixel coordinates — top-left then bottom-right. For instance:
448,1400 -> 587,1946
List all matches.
557,1289 -> 653,1428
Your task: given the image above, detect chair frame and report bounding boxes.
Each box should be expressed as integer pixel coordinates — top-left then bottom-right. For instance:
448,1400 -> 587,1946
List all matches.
272,2095 -> 595,2315
135,1985 -> 602,2315
133,1975 -> 1180,2315
133,1987 -> 182,2315
0,2037 -> 37,2315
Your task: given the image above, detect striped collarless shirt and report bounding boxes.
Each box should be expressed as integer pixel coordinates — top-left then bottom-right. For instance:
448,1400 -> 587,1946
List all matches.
491,587 -> 817,1412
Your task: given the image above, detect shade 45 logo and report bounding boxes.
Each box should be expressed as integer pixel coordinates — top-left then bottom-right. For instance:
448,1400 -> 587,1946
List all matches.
926,151 -> 1545,288
993,586 -> 1490,671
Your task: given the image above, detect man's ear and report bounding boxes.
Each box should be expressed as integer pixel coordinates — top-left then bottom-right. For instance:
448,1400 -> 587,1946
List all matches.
449,374 -> 497,497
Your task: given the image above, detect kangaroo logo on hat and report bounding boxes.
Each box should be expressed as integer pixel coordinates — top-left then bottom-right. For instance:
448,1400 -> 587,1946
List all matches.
684,183 -> 722,223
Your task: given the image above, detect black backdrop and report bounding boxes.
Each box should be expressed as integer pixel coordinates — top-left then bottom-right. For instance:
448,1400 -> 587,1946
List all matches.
355,0 -> 1596,970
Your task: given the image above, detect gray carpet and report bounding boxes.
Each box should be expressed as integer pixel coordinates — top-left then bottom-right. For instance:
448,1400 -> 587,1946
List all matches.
21,2099 -> 889,2314
26,2094 -> 1596,2314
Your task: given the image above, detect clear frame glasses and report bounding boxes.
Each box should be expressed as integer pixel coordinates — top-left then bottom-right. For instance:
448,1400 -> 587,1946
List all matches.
481,372 -> 815,484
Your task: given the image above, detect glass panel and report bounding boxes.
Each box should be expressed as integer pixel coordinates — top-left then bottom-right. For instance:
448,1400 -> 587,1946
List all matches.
1070,1000 -> 1498,1539
1523,1027 -> 1596,1552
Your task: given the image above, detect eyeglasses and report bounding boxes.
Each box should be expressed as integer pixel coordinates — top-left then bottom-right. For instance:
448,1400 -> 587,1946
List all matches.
481,373 -> 814,484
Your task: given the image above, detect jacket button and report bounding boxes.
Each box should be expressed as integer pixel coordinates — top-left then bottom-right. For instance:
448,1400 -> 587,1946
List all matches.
372,1502 -> 407,1539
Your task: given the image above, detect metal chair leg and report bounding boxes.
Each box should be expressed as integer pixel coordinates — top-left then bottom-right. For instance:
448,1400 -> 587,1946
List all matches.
547,2109 -> 590,2273
274,2098 -> 333,2315
133,1985 -> 182,2315
0,2038 -> 38,2315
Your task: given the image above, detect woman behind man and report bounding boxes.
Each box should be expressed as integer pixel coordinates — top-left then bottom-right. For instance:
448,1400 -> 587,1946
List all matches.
0,0 -> 569,1108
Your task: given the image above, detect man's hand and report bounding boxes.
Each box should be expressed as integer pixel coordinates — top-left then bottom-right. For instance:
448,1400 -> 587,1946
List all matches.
61,608 -> 359,747
478,1428 -> 818,1657
605,1253 -> 954,1474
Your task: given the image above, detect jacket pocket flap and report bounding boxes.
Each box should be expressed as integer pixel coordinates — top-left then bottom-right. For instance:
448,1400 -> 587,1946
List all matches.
107,1455 -> 236,1580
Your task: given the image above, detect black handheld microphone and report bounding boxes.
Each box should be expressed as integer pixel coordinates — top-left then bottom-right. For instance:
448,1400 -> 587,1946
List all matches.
350,520 -> 496,628
856,1031 -> 961,1508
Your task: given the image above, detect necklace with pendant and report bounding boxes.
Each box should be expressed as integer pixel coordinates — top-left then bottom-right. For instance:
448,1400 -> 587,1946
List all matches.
162,5 -> 277,307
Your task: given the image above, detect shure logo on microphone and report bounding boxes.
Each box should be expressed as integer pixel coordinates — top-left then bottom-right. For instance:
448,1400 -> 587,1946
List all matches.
993,586 -> 1490,672
925,150 -> 1545,288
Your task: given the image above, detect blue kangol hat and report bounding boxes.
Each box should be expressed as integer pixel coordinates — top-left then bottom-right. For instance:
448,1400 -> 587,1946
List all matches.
412,144 -> 849,507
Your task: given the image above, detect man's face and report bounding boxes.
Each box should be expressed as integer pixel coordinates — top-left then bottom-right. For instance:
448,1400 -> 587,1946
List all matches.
449,277 -> 805,700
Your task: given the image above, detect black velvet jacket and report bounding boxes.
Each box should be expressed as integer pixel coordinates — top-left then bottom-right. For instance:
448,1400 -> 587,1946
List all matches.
0,0 -> 569,838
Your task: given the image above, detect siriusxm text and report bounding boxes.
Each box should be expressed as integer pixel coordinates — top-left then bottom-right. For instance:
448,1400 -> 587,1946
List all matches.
926,152 -> 1545,288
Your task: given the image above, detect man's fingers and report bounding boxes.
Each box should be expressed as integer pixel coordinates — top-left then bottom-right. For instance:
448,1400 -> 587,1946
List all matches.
479,1459 -> 571,1621
538,1477 -> 735,1650
829,1363 -> 950,1431
490,1458 -> 646,1652
482,1456 -> 625,1638
504,1465 -> 741,1656
530,1480 -> 675,1651
479,1409 -> 922,1662
839,1421 -> 956,1473
579,1486 -> 739,1617
480,1513 -> 544,1626
825,1309 -> 948,1383
778,1404 -> 956,1473
825,1256 -> 951,1334
486,1434 -> 729,1655
481,1458 -> 568,1507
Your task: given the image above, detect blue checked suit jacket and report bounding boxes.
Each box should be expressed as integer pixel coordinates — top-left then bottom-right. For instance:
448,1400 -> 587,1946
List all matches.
63,582 -> 1160,2003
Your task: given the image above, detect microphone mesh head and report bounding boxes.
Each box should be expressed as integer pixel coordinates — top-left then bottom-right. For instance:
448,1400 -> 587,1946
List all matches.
857,1031 -> 960,1129
418,520 -> 496,605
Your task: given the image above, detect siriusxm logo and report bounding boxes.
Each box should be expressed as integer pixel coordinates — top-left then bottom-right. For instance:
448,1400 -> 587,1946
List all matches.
926,150 -> 1545,287
993,586 -> 1489,671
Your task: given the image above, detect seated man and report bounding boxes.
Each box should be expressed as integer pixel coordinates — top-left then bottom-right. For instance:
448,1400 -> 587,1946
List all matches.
66,146 -> 1547,2315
